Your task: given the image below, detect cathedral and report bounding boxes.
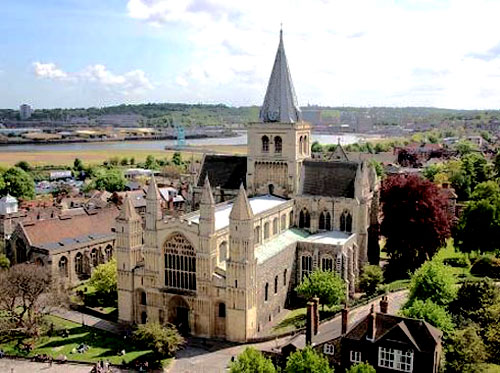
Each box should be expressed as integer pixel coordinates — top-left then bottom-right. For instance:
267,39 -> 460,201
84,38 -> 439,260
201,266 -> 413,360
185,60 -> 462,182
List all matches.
117,30 -> 380,342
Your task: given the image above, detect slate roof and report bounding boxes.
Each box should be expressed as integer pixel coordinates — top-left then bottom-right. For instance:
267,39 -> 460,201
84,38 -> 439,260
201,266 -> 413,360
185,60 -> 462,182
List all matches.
197,155 -> 247,189
301,160 -> 358,198
345,312 -> 442,352
21,206 -> 118,251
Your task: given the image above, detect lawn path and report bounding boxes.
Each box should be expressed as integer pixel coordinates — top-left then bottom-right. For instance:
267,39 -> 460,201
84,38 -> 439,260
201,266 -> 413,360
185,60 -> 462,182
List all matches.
51,308 -> 124,335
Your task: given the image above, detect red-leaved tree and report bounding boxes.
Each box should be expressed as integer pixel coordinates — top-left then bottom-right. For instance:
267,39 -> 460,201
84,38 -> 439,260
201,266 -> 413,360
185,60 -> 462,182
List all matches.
381,174 -> 451,279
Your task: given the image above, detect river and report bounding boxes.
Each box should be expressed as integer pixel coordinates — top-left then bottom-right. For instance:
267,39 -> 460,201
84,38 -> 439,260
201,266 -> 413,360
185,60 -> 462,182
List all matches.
0,132 -> 369,153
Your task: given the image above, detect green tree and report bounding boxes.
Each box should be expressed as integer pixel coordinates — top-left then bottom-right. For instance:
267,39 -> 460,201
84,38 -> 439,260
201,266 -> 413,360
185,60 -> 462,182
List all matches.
406,258 -> 457,307
145,155 -> 158,169
346,362 -> 376,373
120,157 -> 129,166
229,347 -> 276,373
88,258 -> 117,296
450,279 -> 500,327
311,141 -> 323,153
358,265 -> 383,296
133,322 -> 184,358
73,158 -> 84,171
93,168 -> 126,192
172,152 -> 183,166
14,160 -> 31,172
3,167 -> 35,199
130,157 -> 135,165
0,253 -> 10,269
446,325 -> 489,373
369,159 -> 385,179
456,181 -> 500,254
285,346 -> 333,373
295,270 -> 345,310
109,157 -> 120,166
400,299 -> 454,333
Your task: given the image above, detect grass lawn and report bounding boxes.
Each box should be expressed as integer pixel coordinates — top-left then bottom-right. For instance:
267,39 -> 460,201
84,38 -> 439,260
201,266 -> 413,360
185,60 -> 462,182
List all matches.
273,305 -> 343,334
0,315 -> 170,367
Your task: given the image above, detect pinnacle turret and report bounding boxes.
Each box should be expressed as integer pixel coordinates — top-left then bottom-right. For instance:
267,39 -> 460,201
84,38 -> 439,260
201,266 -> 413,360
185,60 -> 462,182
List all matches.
117,193 -> 140,221
229,184 -> 253,220
259,29 -> 302,123
146,175 -> 161,201
201,174 -> 215,205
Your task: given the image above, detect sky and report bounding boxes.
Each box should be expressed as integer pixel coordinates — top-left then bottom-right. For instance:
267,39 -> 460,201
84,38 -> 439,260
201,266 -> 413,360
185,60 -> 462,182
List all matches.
2,0 -> 500,110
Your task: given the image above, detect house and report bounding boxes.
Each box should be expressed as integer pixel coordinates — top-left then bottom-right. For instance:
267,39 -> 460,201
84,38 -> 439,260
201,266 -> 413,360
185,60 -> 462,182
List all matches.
277,296 -> 442,373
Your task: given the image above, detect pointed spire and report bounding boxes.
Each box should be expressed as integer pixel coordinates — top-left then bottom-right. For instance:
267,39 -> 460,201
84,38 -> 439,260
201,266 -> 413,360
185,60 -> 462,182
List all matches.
259,29 -> 302,123
118,193 -> 140,221
201,174 -> 215,205
229,184 -> 253,220
146,175 -> 161,200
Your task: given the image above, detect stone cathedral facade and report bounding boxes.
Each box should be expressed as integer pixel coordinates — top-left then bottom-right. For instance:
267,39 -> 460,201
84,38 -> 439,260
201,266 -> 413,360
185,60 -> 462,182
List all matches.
117,31 -> 379,342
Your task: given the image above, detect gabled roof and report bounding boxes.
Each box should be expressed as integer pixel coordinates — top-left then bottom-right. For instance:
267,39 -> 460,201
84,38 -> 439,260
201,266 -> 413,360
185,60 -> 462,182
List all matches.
301,160 -> 358,198
197,154 -> 247,190
345,312 -> 442,353
259,30 -> 302,123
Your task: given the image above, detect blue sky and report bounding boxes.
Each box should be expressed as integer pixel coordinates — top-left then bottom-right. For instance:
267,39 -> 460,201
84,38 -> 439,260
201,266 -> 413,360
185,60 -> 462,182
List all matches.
2,0 -> 500,109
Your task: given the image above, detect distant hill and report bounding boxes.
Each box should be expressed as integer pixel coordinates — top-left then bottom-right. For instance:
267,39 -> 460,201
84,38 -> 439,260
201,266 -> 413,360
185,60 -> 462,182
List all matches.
1,103 -> 499,128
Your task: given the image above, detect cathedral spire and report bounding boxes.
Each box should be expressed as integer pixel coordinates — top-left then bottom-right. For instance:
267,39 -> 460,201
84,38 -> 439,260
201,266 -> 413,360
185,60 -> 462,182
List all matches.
146,175 -> 161,201
229,184 -> 254,220
259,29 -> 302,123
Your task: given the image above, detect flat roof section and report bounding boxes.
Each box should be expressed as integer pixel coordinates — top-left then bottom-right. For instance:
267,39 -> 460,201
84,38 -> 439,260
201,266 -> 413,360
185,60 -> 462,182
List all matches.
187,195 -> 289,231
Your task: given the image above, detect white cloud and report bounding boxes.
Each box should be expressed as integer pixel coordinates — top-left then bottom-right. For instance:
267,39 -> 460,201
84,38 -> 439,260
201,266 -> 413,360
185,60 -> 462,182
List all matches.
33,62 -> 69,80
126,0 -> 500,109
33,62 -> 154,95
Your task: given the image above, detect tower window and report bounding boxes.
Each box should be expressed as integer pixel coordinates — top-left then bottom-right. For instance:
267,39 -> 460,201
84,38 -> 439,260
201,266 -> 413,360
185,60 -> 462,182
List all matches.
299,208 -> 311,229
340,210 -> 353,233
265,283 -> 269,301
262,136 -> 269,152
274,275 -> 278,294
274,136 -> 282,153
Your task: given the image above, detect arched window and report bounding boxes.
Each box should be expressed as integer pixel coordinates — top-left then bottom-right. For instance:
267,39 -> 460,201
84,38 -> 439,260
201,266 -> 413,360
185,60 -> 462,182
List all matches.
340,210 -> 353,233
301,255 -> 312,280
274,275 -> 278,294
219,241 -> 228,262
304,135 -> 308,155
75,252 -> 83,274
319,212 -> 325,230
264,222 -> 270,239
289,211 -> 293,227
91,248 -> 98,267
218,303 -> 226,318
58,256 -> 68,277
273,217 -> 278,235
325,212 -> 332,231
105,245 -> 113,262
283,268 -> 287,286
322,257 -> 334,272
274,136 -> 282,153
141,311 -> 147,324
140,291 -> 147,305
262,136 -> 269,152
299,208 -> 310,229
164,233 -> 197,291
299,136 -> 303,154
254,226 -> 261,244
265,283 -> 269,301
281,214 -> 286,231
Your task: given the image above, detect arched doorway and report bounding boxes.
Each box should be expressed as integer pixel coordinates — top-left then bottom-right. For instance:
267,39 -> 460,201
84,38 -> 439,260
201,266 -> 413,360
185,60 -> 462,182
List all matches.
268,184 -> 274,195
168,296 -> 190,335
214,302 -> 226,338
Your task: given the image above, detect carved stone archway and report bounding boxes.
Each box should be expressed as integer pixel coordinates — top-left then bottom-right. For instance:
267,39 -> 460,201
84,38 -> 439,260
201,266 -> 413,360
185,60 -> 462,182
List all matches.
168,296 -> 190,335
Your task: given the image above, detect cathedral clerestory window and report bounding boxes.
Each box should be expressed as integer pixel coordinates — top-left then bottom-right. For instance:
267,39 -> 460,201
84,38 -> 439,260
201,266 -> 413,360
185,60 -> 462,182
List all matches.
262,136 -> 269,152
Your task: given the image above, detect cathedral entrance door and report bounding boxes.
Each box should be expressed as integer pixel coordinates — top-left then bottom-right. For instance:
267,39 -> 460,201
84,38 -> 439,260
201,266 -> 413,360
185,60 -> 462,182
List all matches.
168,296 -> 190,335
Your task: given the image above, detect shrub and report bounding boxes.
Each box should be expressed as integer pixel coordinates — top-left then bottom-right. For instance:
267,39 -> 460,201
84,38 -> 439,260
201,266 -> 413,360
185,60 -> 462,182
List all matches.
358,265 -> 383,296
471,255 -> 500,278
285,346 -> 333,373
443,256 -> 470,268
133,322 -> 184,358
229,347 -> 276,373
346,362 -> 376,373
400,299 -> 454,334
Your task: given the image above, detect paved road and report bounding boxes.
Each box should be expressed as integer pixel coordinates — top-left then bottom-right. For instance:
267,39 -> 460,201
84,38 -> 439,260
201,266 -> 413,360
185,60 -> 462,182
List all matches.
168,290 -> 408,373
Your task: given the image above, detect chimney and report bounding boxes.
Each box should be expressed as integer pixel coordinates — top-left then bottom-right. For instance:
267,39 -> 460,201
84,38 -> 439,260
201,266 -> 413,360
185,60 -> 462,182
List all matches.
306,301 -> 314,345
312,297 -> 319,336
380,295 -> 389,314
367,304 -> 376,341
341,304 -> 349,335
